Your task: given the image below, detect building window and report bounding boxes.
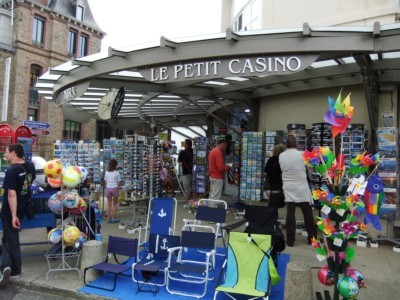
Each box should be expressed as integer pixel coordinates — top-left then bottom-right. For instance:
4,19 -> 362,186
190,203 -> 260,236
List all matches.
27,108 -> 38,121
29,65 -> 41,112
232,0 -> 261,32
76,5 -> 84,21
32,16 -> 45,47
63,120 -> 81,140
68,30 -> 77,57
79,35 -> 88,58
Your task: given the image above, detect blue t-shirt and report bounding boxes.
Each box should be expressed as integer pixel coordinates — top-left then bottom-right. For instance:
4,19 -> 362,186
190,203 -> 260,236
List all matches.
1,161 -> 36,220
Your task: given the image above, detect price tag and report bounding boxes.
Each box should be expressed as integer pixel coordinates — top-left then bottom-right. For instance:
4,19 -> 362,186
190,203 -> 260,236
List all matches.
336,208 -> 345,216
316,254 -> 326,262
321,205 -> 331,215
333,237 -> 343,247
247,236 -> 252,243
75,242 -> 80,248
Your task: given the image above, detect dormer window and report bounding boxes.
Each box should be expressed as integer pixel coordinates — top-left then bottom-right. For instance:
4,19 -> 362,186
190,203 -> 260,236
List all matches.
76,5 -> 84,21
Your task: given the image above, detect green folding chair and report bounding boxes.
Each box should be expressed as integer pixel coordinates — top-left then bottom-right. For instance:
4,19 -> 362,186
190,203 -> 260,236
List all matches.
214,232 -> 281,300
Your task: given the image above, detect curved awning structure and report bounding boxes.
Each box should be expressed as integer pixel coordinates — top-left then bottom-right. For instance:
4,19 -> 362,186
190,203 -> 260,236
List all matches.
36,23 -> 400,131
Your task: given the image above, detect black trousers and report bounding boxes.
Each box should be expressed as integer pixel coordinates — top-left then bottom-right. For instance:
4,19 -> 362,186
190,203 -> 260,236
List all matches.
1,218 -> 22,274
285,202 -> 317,244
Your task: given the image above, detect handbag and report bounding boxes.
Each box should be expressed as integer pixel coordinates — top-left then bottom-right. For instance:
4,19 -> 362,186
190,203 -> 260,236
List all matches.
269,190 -> 286,208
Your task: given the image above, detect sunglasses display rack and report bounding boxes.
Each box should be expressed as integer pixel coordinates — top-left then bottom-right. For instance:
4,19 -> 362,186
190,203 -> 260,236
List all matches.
240,131 -> 264,202
309,123 -> 333,190
286,124 -> 307,151
160,144 -> 174,197
53,141 -> 101,184
193,136 -> 208,195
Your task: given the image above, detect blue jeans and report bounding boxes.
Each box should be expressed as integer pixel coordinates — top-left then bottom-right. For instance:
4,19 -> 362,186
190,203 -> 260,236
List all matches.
1,218 -> 22,274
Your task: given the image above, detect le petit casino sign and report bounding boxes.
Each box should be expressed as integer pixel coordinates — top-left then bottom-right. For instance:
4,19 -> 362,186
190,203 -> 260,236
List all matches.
140,54 -> 318,83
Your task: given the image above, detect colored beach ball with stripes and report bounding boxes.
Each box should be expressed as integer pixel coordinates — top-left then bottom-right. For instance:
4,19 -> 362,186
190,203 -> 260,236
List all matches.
47,191 -> 65,214
48,228 -> 63,244
62,166 -> 82,188
44,160 -> 63,179
48,176 -> 62,188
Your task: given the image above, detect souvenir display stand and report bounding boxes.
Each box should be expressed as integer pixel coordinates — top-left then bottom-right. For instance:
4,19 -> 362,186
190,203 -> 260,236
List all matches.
45,188 -> 94,280
53,140 -> 101,184
192,136 -> 208,196
304,92 -> 387,300
375,127 -> 400,247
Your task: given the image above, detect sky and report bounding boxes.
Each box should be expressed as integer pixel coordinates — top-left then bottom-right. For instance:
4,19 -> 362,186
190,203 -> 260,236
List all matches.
87,0 -> 223,51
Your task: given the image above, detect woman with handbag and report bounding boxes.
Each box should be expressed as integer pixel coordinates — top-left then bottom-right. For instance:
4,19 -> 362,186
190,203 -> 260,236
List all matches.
264,144 -> 285,209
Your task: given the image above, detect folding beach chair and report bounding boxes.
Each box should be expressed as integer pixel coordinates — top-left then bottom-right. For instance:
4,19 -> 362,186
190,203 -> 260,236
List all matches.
214,231 -> 281,300
83,236 -> 138,291
165,224 -> 216,298
183,198 -> 228,254
132,233 -> 181,289
140,197 -> 177,251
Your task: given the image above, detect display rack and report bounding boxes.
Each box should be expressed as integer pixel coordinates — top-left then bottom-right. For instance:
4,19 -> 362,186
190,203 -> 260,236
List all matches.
286,124 -> 307,151
375,127 -> 400,246
193,136 -> 208,195
54,140 -> 101,184
240,132 -> 264,202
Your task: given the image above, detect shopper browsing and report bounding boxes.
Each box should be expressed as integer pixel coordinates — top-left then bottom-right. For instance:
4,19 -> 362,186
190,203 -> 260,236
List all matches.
279,136 -> 317,247
178,139 -> 193,208
104,158 -> 121,223
0,144 -> 36,288
264,143 -> 285,208
208,139 -> 230,207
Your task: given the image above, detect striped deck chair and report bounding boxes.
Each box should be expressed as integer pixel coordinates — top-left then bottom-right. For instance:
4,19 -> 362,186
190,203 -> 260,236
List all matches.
214,232 -> 280,300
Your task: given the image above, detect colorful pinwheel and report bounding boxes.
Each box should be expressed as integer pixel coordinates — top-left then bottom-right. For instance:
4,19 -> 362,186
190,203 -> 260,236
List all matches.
324,91 -> 354,138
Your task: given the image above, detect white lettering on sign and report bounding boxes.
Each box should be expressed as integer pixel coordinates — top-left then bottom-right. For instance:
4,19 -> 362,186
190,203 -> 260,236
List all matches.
56,86 -> 77,106
140,55 -> 312,83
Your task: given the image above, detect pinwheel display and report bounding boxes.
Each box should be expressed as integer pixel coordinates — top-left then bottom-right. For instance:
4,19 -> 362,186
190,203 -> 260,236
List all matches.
304,91 -> 384,300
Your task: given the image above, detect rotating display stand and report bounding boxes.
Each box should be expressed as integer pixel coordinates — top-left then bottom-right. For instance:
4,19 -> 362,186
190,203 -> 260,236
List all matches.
45,186 -> 94,280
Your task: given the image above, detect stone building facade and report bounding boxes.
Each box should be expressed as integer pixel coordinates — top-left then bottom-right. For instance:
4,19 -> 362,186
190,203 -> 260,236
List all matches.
0,0 -> 103,158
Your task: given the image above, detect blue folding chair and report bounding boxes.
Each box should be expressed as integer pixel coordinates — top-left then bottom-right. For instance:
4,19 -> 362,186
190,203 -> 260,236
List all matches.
140,197 -> 177,252
183,198 -> 228,255
83,236 -> 138,291
132,233 -> 181,289
166,224 -> 216,298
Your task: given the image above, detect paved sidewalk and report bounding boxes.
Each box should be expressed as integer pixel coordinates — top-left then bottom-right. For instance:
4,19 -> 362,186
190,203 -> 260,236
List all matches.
3,197 -> 400,299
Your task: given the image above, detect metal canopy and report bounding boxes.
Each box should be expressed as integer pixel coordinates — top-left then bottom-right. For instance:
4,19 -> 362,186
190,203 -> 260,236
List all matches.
36,23 -> 400,131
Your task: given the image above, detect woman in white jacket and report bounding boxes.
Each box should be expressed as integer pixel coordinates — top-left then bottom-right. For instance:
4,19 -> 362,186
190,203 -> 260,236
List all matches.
279,136 -> 317,247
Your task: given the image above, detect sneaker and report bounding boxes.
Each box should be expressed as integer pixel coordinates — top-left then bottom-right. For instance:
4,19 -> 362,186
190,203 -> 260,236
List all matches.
111,219 -> 120,223
10,271 -> 21,278
0,266 -> 11,289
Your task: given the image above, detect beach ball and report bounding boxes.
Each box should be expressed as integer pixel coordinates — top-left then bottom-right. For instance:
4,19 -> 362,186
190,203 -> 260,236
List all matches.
338,276 -> 359,299
48,228 -> 63,244
47,191 -> 65,214
69,196 -> 87,215
48,176 -> 62,188
317,265 -> 335,286
63,190 -> 80,209
63,225 -> 81,247
62,166 -> 82,188
44,160 -> 63,179
346,269 -> 365,288
78,166 -> 88,181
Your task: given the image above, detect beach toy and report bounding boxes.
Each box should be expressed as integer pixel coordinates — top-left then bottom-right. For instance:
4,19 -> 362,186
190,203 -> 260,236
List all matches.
63,190 -> 80,209
337,276 -> 359,299
44,160 -> 63,179
63,225 -> 81,247
47,191 -> 65,214
48,176 -> 62,188
48,228 -> 63,244
62,166 -> 82,188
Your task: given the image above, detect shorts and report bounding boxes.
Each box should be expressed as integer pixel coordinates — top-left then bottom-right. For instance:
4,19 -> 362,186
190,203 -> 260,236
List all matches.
106,187 -> 119,199
181,174 -> 192,192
